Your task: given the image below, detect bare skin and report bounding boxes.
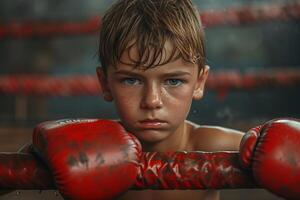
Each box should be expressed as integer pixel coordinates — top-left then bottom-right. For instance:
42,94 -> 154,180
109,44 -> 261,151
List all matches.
97,41 -> 244,200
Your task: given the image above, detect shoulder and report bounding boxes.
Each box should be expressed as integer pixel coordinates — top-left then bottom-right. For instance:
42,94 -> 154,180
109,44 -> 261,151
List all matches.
186,120 -> 244,151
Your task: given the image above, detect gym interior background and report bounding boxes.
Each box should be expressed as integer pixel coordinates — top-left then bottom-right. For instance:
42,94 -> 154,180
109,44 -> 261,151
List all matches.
0,0 -> 300,199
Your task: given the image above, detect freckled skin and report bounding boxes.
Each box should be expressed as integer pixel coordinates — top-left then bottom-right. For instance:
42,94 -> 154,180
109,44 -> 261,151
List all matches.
98,42 -> 208,149
97,43 -> 244,200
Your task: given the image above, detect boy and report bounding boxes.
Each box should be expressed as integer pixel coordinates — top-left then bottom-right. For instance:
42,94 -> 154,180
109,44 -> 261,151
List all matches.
96,0 -> 243,199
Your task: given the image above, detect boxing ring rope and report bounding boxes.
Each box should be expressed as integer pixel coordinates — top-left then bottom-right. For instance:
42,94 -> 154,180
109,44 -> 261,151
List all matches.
0,2 -> 299,39
0,151 -> 256,190
0,69 -> 299,97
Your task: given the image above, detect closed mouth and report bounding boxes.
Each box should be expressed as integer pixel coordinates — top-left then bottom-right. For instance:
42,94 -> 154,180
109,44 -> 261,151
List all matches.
139,119 -> 166,123
138,119 -> 167,129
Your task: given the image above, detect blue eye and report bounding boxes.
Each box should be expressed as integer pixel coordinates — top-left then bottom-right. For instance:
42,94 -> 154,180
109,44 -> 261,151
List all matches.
165,79 -> 184,86
122,78 -> 141,85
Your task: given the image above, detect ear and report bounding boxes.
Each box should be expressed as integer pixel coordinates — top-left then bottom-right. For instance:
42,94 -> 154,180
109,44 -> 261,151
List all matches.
193,65 -> 210,100
96,67 -> 113,102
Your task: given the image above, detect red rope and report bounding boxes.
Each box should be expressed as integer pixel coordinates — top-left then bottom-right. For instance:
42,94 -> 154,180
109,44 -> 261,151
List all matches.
0,69 -> 299,97
0,3 -> 299,39
201,3 -> 300,27
0,74 -> 101,96
0,17 -> 101,39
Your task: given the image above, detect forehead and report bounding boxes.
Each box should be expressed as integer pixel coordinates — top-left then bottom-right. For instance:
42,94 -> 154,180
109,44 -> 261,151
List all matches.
109,41 -> 197,74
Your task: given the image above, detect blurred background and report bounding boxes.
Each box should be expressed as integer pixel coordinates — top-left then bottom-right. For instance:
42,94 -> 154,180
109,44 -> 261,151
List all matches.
1,0 -> 300,199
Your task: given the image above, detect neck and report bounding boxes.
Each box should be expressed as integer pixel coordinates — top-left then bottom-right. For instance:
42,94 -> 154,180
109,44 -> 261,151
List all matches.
141,121 -> 189,152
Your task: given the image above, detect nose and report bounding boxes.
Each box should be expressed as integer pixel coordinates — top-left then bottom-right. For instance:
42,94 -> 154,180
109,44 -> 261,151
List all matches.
140,82 -> 163,110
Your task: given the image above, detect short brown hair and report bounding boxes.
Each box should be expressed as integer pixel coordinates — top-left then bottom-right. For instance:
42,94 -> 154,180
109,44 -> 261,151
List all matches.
98,0 -> 206,75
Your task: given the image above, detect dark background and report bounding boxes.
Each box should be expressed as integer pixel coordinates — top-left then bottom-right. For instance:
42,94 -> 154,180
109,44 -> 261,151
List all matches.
0,0 -> 300,199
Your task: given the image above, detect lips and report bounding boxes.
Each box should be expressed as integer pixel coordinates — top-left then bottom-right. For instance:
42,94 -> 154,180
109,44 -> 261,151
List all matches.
138,119 -> 167,129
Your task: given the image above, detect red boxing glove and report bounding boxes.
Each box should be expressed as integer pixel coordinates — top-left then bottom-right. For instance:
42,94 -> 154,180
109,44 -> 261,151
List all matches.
239,125 -> 262,169
32,119 -> 142,200
239,118 -> 300,199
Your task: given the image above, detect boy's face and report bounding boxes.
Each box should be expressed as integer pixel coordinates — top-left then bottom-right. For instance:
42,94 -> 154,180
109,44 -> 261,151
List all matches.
97,42 -> 209,143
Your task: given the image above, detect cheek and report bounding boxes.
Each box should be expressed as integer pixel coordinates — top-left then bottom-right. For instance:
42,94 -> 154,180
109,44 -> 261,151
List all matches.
114,98 -> 137,124
110,85 -> 141,118
164,84 -> 195,103
163,85 -> 194,116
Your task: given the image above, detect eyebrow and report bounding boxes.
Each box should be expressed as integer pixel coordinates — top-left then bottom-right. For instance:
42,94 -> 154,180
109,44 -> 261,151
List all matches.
114,70 -> 192,77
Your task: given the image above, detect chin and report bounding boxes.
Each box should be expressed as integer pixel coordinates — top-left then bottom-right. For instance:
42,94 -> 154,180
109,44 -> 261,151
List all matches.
133,129 -> 169,143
